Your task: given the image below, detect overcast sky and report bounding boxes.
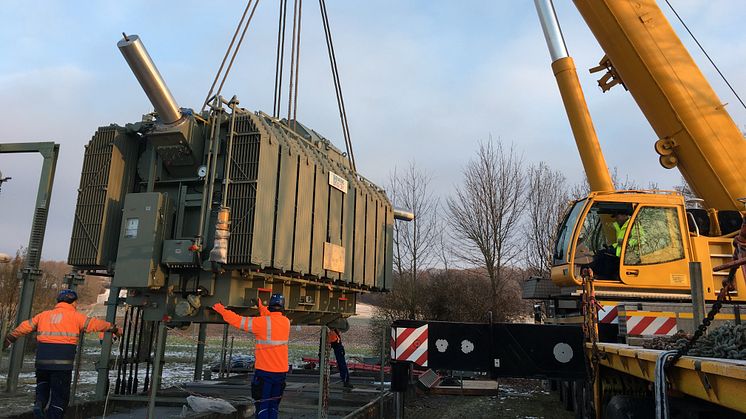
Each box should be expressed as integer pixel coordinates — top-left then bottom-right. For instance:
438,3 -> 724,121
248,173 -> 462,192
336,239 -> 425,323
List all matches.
1,1 -> 745,261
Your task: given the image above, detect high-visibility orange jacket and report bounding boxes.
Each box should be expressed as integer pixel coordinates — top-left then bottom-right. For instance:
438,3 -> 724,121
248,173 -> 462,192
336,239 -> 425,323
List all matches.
213,300 -> 290,373
328,329 -> 341,344
8,302 -> 114,370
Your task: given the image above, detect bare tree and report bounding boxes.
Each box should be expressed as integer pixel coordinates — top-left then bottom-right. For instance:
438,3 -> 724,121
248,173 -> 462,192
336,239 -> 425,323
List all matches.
389,162 -> 440,319
0,249 -> 23,337
674,176 -> 702,208
569,176 -> 591,200
447,139 -> 525,318
524,162 -> 570,277
569,167 -> 659,200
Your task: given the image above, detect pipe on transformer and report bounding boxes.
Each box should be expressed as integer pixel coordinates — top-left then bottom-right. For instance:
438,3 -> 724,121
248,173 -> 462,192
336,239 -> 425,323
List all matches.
118,34 -> 182,124
534,0 -> 614,192
393,208 -> 414,221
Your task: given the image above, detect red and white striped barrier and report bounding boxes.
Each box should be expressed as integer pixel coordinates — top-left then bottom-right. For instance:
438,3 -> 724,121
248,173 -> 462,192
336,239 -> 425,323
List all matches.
391,324 -> 428,366
599,305 -> 619,324
624,313 -> 677,336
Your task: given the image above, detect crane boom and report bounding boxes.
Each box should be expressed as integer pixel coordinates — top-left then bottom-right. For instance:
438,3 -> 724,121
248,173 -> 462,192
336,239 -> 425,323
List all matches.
534,0 -> 614,192
573,0 -> 746,210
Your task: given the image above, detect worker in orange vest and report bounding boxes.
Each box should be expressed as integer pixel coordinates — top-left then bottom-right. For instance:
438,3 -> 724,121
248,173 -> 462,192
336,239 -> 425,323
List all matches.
328,327 -> 353,389
212,294 -> 290,419
2,289 -> 121,419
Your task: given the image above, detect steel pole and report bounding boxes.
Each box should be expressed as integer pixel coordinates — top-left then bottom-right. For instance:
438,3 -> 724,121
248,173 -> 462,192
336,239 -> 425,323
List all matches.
194,323 -> 208,381
147,322 -> 167,418
317,325 -> 329,419
379,324 -> 387,419
70,331 -> 86,405
4,142 -> 59,393
0,316 -> 7,375
690,262 -> 706,330
219,323 -> 229,378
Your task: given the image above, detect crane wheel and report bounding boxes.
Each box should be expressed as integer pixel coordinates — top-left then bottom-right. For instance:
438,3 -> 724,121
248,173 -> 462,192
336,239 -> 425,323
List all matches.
603,395 -> 653,419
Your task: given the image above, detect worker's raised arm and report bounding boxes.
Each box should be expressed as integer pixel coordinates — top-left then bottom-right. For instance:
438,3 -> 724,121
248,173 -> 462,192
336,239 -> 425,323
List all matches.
257,297 -> 271,316
80,315 -> 121,336
3,313 -> 41,349
212,303 -> 255,333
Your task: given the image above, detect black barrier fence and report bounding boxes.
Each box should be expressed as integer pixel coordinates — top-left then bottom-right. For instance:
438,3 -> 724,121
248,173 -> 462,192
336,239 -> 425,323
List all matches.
390,320 -> 585,380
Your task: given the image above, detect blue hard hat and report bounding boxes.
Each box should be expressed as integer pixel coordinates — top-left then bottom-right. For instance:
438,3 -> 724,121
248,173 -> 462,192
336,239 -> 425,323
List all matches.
268,294 -> 285,311
57,289 -> 78,304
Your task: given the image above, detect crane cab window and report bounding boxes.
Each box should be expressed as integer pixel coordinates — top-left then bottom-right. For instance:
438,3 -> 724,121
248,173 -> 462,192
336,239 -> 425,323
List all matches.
573,202 -> 634,280
553,199 -> 586,265
623,207 -> 684,265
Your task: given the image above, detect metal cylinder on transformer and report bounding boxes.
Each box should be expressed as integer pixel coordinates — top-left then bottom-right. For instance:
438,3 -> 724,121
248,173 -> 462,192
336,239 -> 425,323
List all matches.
393,208 -> 415,221
117,34 -> 182,124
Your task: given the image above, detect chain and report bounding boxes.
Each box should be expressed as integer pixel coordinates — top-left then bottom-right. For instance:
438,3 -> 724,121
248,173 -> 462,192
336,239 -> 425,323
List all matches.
666,267 -> 736,367
581,268 -> 601,381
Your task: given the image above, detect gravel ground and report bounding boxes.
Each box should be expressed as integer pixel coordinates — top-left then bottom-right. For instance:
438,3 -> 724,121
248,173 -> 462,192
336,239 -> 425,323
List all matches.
405,378 -> 573,419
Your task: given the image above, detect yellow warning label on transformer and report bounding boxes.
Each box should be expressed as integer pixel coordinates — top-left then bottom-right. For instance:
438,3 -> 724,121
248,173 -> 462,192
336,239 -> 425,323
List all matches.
670,274 -> 686,285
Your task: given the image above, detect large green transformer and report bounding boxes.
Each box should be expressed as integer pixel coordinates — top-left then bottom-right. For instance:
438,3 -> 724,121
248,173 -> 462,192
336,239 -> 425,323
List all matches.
67,35 -> 394,324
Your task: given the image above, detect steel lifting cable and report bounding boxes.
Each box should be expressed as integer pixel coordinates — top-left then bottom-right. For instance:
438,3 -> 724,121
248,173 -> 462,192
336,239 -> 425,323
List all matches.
203,0 -> 262,111
203,0 -> 254,112
273,0 -> 290,118
216,0 -> 262,104
291,0 -> 302,131
319,0 -> 356,171
664,0 -> 746,111
287,0 -> 303,129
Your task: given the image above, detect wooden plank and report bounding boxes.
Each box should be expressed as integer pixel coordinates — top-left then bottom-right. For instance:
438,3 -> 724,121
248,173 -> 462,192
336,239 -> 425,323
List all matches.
429,380 -> 499,396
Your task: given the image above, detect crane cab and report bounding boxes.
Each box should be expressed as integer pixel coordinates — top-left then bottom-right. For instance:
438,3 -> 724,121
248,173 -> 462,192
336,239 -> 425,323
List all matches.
551,191 -> 746,301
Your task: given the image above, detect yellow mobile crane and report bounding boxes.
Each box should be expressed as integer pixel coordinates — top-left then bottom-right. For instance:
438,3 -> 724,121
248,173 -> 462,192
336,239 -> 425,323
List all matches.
531,0 -> 746,416
539,0 -> 746,302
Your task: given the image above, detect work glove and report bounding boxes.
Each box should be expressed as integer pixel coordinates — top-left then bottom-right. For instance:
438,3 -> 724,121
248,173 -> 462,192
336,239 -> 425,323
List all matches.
3,335 -> 16,350
212,302 -> 226,314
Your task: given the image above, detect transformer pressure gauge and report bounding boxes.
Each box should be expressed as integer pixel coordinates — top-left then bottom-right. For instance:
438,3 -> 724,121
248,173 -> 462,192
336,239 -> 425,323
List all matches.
197,165 -> 207,178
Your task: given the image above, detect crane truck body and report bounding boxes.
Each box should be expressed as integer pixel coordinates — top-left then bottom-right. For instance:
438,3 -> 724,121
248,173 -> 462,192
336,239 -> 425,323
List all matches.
527,0 -> 746,416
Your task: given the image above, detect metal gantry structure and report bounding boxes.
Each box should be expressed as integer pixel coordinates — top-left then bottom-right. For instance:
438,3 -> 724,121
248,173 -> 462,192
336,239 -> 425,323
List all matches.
0,142 -> 59,393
